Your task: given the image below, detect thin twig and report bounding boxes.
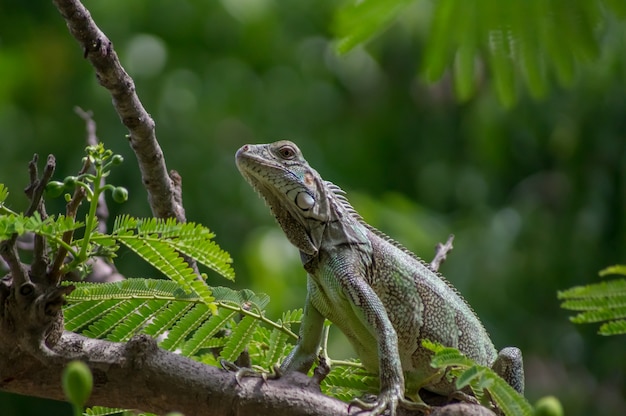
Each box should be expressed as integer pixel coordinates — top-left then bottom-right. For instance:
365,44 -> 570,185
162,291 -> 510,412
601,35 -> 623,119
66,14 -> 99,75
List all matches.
75,107 -> 109,233
0,238 -> 30,287
27,155 -> 56,281
49,158 -> 91,284
74,107 -> 98,145
430,234 -> 455,272
25,155 -> 55,218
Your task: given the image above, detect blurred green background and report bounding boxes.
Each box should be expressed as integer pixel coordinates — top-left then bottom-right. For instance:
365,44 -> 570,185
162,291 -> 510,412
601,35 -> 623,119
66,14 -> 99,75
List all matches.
1,0 -> 625,415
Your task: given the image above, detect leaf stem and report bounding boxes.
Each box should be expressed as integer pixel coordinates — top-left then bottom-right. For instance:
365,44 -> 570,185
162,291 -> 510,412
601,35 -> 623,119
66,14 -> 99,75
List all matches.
76,166 -> 103,263
0,205 -> 18,216
216,301 -> 298,340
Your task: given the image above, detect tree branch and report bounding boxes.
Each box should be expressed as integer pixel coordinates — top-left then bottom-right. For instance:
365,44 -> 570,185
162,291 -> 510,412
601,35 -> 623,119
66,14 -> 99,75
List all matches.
25,154 -> 56,281
51,0 -> 184,222
0,331 -> 355,416
430,234 -> 455,272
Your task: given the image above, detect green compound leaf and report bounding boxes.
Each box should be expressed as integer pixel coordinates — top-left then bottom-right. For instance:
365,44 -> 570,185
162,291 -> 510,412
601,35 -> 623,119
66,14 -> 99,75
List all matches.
220,315 -> 260,362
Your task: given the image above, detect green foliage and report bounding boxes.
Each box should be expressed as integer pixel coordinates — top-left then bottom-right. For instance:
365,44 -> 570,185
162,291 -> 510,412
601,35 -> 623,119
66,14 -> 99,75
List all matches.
0,143 -> 234,314
558,265 -> 626,335
83,407 -> 134,416
65,279 -> 299,369
423,340 -> 534,416
62,360 -> 93,416
320,361 -> 378,402
534,396 -> 565,416
0,211 -> 82,242
102,215 -> 235,313
333,0 -> 412,53
334,0 -> 625,106
0,183 -> 8,206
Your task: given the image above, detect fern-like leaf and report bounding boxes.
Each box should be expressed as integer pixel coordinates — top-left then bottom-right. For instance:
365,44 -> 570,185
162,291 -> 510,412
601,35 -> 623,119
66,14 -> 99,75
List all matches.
182,310 -> 238,356
220,315 -> 259,362
116,235 -> 216,311
488,375 -> 533,416
84,406 -> 135,416
599,319 -> 626,336
142,301 -> 195,338
159,303 -> 212,351
279,308 -> 303,325
83,299 -> 149,339
65,279 -> 276,359
333,0 -> 411,53
0,183 -> 8,205
558,279 -> 626,299
112,215 -> 234,280
105,215 -> 237,314
322,365 -> 378,402
599,264 -> 626,277
424,340 -> 533,416
558,269 -> 626,335
265,328 -> 290,366
107,299 -> 170,342
568,306 -> 626,325
69,279 -> 185,300
64,299 -> 120,332
333,0 -> 624,105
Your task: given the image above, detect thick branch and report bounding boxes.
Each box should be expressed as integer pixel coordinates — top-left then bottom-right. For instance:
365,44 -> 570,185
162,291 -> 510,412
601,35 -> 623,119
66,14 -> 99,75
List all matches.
0,332 -> 354,416
51,0 -> 184,222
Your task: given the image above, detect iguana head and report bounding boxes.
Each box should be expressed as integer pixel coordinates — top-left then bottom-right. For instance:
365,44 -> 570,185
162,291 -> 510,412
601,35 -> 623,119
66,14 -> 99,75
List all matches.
235,140 -> 331,256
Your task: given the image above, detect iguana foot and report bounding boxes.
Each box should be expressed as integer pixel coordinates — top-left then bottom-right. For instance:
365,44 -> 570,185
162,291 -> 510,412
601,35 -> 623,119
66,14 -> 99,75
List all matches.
349,387 -> 430,416
448,390 -> 479,405
220,359 -> 280,386
311,354 -> 331,385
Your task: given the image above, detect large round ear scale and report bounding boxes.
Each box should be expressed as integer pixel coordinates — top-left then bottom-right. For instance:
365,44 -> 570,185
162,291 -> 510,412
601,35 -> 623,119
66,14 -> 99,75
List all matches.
296,192 -> 315,210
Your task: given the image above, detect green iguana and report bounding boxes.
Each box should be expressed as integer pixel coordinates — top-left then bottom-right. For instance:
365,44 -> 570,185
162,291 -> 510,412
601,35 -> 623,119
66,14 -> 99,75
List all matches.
235,140 -> 524,415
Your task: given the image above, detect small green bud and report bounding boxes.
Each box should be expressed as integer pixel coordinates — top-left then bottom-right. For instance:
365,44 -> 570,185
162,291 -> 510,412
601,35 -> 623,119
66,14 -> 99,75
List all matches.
112,186 -> 129,203
111,154 -> 124,165
45,181 -> 65,198
64,193 -> 72,202
62,360 -> 93,407
63,176 -> 78,187
534,396 -> 564,416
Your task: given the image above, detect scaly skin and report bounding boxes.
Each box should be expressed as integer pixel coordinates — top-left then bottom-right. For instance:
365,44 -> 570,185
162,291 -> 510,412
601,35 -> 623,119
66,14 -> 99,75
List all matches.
236,141 -> 524,415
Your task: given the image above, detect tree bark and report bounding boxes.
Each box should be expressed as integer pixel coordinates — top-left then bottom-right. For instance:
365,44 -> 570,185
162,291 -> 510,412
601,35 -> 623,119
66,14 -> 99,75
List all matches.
1,331 -> 354,416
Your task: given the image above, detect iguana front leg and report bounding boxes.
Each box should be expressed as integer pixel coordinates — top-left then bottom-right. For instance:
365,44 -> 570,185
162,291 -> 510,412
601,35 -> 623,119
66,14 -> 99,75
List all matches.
332,263 -> 428,416
280,276 -> 325,374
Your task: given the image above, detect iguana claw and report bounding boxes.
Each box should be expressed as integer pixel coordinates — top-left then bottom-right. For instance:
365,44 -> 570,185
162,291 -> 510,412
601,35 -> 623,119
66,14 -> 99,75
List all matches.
349,389 -> 430,416
220,359 -> 279,386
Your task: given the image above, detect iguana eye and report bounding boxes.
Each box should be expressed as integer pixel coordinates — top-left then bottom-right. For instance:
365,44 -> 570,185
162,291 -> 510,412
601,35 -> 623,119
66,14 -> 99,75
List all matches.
277,146 -> 296,160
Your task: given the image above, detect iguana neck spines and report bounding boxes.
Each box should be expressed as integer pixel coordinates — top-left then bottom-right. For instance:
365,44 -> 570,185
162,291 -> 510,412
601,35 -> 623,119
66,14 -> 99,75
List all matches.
236,141 -> 524,415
